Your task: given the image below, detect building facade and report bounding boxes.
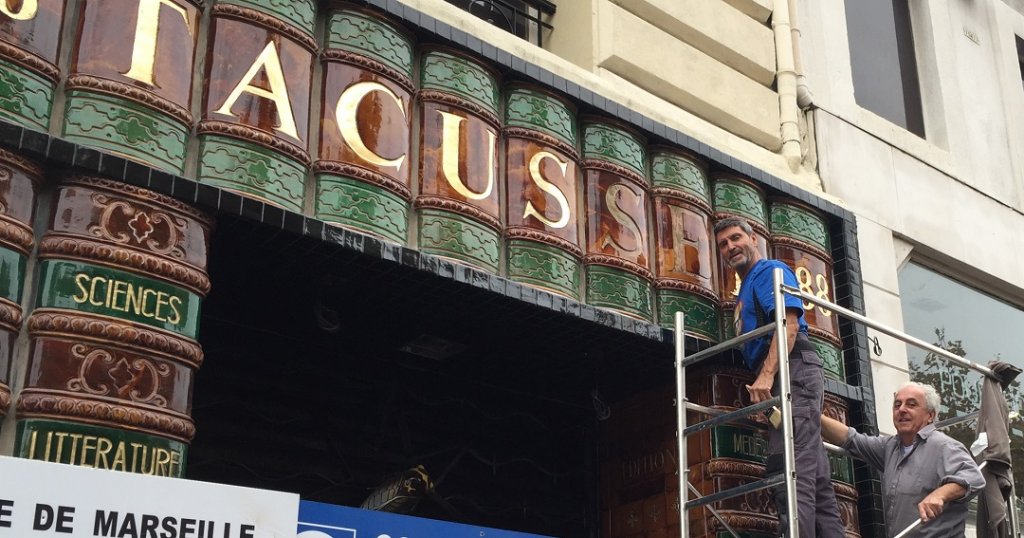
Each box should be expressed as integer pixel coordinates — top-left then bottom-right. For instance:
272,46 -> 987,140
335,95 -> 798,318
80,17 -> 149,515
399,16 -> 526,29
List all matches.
1,0 -> 1014,537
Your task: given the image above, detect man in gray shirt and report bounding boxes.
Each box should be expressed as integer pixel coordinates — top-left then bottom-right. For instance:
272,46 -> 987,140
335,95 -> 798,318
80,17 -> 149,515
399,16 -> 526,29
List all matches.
821,381 -> 985,537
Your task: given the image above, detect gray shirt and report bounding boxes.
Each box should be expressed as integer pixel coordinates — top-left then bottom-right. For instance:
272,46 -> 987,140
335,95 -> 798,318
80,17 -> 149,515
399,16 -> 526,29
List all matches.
844,423 -> 985,537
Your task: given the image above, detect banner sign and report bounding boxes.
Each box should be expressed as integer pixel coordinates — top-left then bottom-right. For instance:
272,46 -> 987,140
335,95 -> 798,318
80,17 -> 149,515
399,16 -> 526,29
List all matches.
297,501 -> 553,538
0,456 -> 299,538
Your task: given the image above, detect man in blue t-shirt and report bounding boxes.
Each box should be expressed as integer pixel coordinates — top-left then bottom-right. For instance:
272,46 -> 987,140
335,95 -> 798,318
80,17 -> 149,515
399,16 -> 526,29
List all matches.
714,217 -> 844,538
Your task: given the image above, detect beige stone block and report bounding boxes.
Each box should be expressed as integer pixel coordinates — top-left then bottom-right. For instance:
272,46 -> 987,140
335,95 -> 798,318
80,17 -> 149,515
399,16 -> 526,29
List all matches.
815,112 -> 899,228
609,0 -> 775,85
597,3 -> 781,149
855,217 -> 900,294
724,0 -> 772,23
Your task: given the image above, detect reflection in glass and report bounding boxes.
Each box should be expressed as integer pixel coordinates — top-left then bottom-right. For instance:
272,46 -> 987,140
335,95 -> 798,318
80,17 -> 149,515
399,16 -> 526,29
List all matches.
899,262 -> 1024,518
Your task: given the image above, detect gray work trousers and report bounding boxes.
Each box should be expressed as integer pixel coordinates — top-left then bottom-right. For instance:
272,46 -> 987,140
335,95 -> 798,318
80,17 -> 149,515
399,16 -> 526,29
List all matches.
764,335 -> 845,537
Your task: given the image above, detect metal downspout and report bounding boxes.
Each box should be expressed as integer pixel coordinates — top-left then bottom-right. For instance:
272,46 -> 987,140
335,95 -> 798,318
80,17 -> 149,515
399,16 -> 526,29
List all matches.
773,0 -> 801,172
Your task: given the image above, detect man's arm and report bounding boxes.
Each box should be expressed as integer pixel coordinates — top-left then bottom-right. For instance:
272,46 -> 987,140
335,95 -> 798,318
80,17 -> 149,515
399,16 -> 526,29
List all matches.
917,483 -> 967,523
820,414 -> 849,445
745,308 -> 800,403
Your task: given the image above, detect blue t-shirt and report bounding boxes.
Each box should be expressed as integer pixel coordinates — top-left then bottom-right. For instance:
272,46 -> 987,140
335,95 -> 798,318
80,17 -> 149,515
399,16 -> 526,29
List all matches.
733,259 -> 808,369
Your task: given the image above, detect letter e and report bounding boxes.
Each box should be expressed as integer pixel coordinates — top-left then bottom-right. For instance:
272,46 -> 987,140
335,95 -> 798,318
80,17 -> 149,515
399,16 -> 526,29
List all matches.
0,499 -> 13,528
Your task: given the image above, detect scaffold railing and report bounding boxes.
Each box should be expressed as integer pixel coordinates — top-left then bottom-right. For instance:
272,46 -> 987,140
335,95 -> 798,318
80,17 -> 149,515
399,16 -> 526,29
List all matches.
674,267 -> 1020,537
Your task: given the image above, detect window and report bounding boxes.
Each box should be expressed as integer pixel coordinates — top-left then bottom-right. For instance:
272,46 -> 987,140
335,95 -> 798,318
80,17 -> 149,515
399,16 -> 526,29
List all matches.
899,262 -> 1024,516
445,0 -> 555,47
845,0 -> 925,136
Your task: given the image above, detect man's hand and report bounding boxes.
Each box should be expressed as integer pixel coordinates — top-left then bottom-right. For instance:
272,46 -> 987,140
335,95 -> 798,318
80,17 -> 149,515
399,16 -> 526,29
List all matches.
918,491 -> 945,522
917,483 -> 966,523
745,372 -> 774,403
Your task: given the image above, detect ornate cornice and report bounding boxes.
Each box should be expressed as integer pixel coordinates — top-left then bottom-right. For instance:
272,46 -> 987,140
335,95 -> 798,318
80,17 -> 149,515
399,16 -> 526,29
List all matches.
583,254 -> 654,281
212,3 -> 318,52
64,175 -> 214,226
16,390 -> 195,442
0,214 -> 34,254
580,158 -> 646,187
834,481 -> 858,499
38,235 -> 212,296
809,326 -> 842,347
0,147 -> 43,178
0,298 -> 22,333
704,459 -> 765,477
710,512 -> 779,534
313,160 -> 411,200
320,49 -> 414,93
197,120 -> 312,166
650,186 -> 713,214
505,227 -> 583,258
503,127 -> 580,162
418,90 -> 501,130
414,196 -> 501,231
772,234 -> 832,262
654,278 -> 718,302
65,75 -> 192,125
28,309 -> 204,368
0,40 -> 59,82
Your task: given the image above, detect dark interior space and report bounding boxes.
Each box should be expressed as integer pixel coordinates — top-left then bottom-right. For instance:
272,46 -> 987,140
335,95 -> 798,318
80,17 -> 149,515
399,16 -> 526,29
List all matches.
186,215 -> 679,537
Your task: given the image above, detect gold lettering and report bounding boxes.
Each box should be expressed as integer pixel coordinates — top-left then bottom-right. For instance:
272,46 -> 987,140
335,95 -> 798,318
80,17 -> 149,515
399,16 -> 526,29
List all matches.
815,273 -> 833,316
141,288 -> 158,317
130,442 -> 146,473
215,41 -> 299,139
96,437 -> 113,469
167,295 -> 182,324
72,273 -> 90,303
523,151 -> 570,229
54,432 -> 68,462
155,292 -> 169,322
67,433 -> 83,463
112,442 -> 127,471
111,280 -> 129,311
80,435 -> 97,467
154,448 -> 172,476
88,276 -> 107,307
169,450 -> 181,477
336,81 -> 407,170
438,110 -> 495,200
28,430 -> 38,459
122,0 -> 193,86
0,0 -> 38,20
600,183 -> 644,256
44,431 -> 53,461
126,282 -> 146,315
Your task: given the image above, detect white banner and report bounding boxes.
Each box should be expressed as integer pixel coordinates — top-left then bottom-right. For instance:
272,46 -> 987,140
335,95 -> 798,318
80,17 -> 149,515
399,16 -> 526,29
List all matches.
0,456 -> 299,538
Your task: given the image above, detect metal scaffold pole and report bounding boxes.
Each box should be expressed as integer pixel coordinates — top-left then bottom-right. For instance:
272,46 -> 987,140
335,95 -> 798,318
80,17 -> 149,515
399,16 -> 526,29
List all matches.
674,311 -> 688,537
773,267 -> 800,537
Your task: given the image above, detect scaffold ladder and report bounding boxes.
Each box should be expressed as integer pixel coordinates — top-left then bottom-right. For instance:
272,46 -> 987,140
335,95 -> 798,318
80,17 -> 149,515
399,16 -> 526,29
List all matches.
674,267 -> 1021,538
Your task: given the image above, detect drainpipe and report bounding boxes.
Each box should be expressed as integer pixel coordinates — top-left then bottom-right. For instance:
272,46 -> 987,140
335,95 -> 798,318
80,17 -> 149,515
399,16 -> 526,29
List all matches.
789,0 -> 813,109
773,0 -> 801,172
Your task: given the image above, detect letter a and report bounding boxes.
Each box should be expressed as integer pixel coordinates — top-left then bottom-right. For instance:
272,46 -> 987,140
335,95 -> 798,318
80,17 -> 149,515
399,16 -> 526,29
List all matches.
215,41 -> 299,139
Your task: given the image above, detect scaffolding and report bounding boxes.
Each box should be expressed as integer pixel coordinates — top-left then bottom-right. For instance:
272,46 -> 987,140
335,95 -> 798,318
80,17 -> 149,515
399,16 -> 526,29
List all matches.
674,266 -> 1021,537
